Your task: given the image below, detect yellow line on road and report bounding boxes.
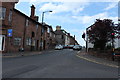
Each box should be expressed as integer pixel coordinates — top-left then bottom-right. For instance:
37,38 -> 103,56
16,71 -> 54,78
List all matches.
76,54 -> 119,68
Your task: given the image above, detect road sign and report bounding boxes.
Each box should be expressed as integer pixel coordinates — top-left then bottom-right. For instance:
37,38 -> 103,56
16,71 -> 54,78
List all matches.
8,29 -> 13,37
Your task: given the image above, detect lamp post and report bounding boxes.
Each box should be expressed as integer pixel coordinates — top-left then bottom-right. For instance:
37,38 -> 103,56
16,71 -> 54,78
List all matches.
42,11 -> 52,25
40,10 -> 52,50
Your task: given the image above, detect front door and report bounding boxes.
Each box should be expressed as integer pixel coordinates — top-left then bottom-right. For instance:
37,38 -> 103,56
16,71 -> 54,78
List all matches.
0,35 -> 5,51
36,40 -> 39,50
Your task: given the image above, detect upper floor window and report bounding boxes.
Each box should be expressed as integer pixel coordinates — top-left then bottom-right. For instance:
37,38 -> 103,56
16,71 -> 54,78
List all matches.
0,7 -> 6,20
26,19 -> 29,26
36,24 -> 38,30
47,27 -> 50,33
41,27 -> 44,36
8,9 -> 12,22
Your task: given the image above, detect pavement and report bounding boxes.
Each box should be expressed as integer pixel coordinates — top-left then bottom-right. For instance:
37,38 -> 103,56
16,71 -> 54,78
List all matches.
1,50 -> 53,58
76,51 -> 119,68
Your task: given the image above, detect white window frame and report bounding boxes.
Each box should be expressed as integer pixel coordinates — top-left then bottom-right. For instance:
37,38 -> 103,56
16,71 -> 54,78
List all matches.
0,7 -> 6,20
14,38 -> 21,46
47,27 -> 50,33
8,9 -> 12,22
26,19 -> 29,26
26,38 -> 31,46
36,24 -> 38,30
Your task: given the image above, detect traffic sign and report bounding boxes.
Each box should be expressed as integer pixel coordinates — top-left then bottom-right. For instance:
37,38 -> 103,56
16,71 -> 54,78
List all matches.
8,29 -> 13,37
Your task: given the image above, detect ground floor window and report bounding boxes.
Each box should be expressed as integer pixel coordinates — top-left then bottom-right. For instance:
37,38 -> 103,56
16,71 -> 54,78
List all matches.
0,35 -> 5,51
14,37 -> 21,46
26,38 -> 31,46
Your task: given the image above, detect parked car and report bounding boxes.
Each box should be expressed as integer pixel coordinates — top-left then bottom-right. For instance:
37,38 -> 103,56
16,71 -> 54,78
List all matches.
73,45 -> 82,50
63,45 -> 69,49
68,45 -> 74,49
63,45 -> 74,49
55,45 -> 63,50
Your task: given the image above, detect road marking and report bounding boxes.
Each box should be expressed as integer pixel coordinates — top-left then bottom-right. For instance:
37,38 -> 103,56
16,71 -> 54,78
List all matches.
76,54 -> 119,68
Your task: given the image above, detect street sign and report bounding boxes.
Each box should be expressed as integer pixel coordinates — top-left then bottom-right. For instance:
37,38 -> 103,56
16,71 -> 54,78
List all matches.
8,29 -> 13,37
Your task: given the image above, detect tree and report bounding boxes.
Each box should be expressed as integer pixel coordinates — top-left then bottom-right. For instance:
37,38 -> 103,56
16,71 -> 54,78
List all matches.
87,19 -> 115,50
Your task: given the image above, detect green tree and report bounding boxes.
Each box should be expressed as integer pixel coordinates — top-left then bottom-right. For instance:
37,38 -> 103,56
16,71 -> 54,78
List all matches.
87,19 -> 115,50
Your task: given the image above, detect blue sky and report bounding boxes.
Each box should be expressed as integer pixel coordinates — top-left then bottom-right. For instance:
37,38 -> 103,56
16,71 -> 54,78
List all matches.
15,0 -> 118,46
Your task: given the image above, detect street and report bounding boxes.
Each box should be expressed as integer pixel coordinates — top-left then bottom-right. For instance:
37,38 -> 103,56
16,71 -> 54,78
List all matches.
2,49 -> 118,78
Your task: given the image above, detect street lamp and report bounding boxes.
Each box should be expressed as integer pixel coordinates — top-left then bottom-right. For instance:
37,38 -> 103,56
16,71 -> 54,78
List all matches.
42,10 -> 52,24
41,10 -> 52,35
40,10 -> 52,50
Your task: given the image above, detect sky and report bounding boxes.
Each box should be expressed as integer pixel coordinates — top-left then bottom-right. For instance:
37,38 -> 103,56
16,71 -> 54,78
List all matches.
15,0 -> 118,46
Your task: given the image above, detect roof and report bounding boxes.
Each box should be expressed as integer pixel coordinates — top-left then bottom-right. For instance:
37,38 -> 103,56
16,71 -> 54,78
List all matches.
13,8 -> 42,26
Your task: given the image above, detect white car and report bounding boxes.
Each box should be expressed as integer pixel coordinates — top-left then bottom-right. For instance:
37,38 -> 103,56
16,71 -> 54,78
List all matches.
55,45 -> 63,50
73,45 -> 82,50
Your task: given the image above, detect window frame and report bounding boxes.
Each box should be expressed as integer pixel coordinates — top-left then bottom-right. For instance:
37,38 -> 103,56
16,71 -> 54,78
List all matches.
0,7 -> 6,20
14,37 -> 21,46
8,9 -> 12,22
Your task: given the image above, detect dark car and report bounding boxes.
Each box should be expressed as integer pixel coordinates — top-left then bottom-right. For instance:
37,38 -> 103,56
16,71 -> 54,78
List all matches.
73,45 -> 82,50
63,45 -> 68,49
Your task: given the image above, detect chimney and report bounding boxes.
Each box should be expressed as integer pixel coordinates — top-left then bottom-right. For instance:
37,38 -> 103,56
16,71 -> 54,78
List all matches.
30,5 -> 35,19
56,26 -> 61,31
74,35 -> 75,39
68,33 -> 70,36
34,16 -> 39,22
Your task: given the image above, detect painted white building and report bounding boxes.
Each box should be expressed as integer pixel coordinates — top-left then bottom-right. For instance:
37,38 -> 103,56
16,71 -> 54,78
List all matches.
114,38 -> 120,48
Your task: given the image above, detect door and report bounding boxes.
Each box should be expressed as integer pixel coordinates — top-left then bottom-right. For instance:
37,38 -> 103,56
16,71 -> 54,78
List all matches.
36,40 -> 39,50
0,35 -> 5,51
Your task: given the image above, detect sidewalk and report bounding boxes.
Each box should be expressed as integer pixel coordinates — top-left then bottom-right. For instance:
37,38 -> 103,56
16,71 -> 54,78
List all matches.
76,51 -> 119,68
1,50 -> 53,58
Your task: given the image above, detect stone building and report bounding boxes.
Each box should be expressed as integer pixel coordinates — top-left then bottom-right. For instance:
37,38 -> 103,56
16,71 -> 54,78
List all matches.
54,26 -> 79,46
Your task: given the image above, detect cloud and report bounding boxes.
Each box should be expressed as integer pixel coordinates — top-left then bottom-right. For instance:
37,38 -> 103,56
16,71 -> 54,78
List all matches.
72,12 -> 118,26
39,2 -> 88,15
19,0 -> 119,2
104,2 -> 118,10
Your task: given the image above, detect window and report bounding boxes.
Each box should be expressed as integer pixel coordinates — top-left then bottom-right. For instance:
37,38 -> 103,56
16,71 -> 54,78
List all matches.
50,32 -> 52,37
26,19 -> 29,26
14,38 -> 21,46
47,27 -> 50,33
41,27 -> 44,36
0,7 -> 6,20
0,35 -> 5,51
8,9 -> 12,22
26,38 -> 31,46
62,35 -> 64,39
36,24 -> 38,30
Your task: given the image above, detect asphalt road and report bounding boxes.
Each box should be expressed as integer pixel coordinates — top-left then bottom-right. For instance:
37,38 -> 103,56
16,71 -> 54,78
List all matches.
2,49 -> 118,78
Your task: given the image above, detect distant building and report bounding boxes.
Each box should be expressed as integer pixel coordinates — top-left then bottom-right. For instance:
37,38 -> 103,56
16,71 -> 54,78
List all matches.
54,26 -> 66,45
54,26 -> 79,46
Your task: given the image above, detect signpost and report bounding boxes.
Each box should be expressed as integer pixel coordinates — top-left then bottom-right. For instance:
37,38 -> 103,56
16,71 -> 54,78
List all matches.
7,29 -> 12,53
8,29 -> 13,37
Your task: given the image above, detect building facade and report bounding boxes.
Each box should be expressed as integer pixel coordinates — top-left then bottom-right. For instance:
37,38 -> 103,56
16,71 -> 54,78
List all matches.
54,26 -> 79,46
0,2 -> 48,53
0,2 -> 79,53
